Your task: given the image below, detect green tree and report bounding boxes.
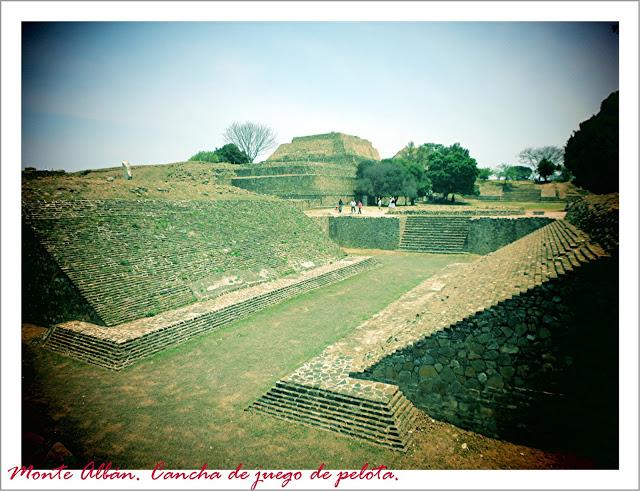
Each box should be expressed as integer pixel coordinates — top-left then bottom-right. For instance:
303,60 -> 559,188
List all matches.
189,143 -> 250,164
518,146 -> 564,173
564,91 -> 618,193
425,143 -> 479,201
477,167 -> 493,180
537,158 -> 557,182
499,165 -> 532,181
215,143 -> 251,164
356,160 -> 417,204
393,158 -> 431,202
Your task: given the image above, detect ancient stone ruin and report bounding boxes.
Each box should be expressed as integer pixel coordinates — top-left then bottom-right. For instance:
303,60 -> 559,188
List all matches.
250,197 -> 618,452
229,132 -> 380,207
22,198 -> 377,369
21,158 -> 618,459
268,132 -> 380,163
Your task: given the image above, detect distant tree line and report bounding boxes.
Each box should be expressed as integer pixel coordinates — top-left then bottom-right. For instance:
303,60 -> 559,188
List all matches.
497,90 -> 619,193
186,91 -> 618,196
356,142 -> 479,203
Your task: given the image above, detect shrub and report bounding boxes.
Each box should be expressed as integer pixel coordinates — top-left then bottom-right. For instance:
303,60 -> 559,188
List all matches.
189,151 -> 220,163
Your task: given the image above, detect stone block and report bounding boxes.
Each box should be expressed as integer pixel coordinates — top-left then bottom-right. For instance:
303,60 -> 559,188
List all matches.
499,366 -> 515,378
500,344 -> 519,354
419,365 -> 438,379
486,374 -> 504,389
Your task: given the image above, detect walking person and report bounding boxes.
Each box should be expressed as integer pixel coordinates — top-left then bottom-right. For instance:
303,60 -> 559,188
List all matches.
338,198 -> 344,213
377,198 -> 382,210
350,199 -> 356,214
357,200 -> 363,214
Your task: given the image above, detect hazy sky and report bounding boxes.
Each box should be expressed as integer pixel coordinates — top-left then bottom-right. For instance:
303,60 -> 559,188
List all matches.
22,22 -> 618,171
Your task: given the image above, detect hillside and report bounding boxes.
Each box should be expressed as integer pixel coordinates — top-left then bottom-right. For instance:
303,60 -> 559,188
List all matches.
22,160 -> 347,327
22,161 -> 267,202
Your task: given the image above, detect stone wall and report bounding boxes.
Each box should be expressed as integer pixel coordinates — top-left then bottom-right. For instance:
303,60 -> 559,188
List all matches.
566,193 -> 619,253
467,217 -> 553,254
327,216 -> 401,250
23,199 -> 344,326
311,216 -> 330,235
233,162 -> 355,177
388,208 -> 525,216
46,257 -> 377,369
22,224 -> 105,326
315,215 -> 552,254
354,257 -> 618,456
230,174 -> 356,200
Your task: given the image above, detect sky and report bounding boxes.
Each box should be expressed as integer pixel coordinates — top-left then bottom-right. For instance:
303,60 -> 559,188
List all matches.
22,22 -> 619,171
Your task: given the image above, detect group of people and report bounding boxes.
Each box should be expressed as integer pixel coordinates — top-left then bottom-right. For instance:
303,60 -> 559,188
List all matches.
336,197 -> 398,214
336,199 -> 363,214
375,197 -> 396,209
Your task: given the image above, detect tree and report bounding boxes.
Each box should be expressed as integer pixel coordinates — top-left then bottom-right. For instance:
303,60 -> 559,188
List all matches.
189,143 -> 250,164
518,146 -> 564,179
215,143 -> 250,164
564,91 -> 618,193
223,121 -> 277,162
355,160 -> 417,204
498,165 -> 532,181
393,158 -> 431,201
537,158 -> 557,182
477,167 -> 493,180
425,143 -> 479,201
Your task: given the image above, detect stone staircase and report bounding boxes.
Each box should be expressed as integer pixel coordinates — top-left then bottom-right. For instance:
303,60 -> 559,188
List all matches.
398,216 -> 470,253
249,219 -> 609,452
23,199 -> 344,326
44,257 -> 377,369
250,380 -> 418,451
501,186 -> 541,202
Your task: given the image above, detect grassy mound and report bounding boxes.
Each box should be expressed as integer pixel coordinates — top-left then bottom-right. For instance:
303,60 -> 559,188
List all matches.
22,161 -> 346,326
22,161 -> 260,202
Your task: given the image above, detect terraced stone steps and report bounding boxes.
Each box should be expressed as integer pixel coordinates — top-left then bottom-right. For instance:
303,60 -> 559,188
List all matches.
399,216 -> 471,253
44,257 -> 377,369
23,199 -> 343,326
249,381 -> 417,451
502,188 -> 541,201
250,219 -> 608,451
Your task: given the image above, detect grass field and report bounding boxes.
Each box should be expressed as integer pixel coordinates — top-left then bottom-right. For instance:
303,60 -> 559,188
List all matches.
22,251 -> 593,470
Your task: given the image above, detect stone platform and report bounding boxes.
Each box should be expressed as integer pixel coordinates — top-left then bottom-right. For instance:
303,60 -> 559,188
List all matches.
249,220 -> 609,450
43,256 -> 377,369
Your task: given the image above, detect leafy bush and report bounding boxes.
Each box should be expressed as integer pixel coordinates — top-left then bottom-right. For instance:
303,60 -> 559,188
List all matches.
188,143 -> 250,165
189,151 -> 220,163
